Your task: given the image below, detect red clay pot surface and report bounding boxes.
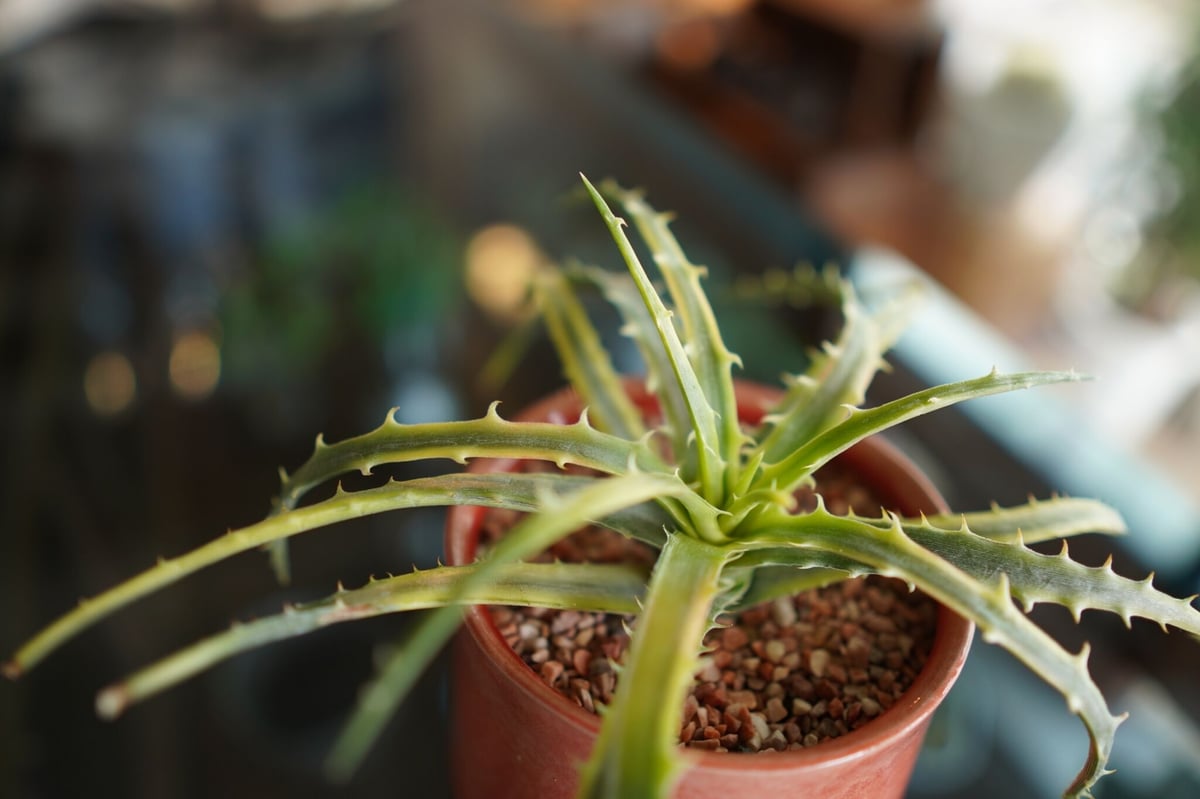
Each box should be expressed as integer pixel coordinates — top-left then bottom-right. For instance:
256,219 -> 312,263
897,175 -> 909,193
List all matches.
445,381 -> 974,799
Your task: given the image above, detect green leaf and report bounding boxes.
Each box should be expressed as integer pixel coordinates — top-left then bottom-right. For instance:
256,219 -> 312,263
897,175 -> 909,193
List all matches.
569,263 -> 693,470
897,518 -> 1200,634
723,564 -> 857,611
278,402 -> 673,511
742,500 -> 1196,637
579,533 -> 734,799
604,181 -> 743,490
536,268 -> 645,440
4,471 -> 668,677
756,370 -> 1086,497
751,507 -> 1125,798
920,496 -> 1127,545
95,561 -> 646,719
581,175 -> 726,506
753,273 -> 915,463
324,471 -> 696,781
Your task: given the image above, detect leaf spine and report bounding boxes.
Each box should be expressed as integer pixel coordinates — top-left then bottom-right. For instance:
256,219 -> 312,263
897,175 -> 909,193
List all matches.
980,625 -> 1008,647
1067,601 -> 1085,624
1074,641 -> 1093,672
991,571 -> 1013,606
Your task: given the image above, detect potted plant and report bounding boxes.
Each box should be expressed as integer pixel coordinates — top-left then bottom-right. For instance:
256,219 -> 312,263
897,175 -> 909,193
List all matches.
444,378 -> 974,799
5,176 -> 1198,799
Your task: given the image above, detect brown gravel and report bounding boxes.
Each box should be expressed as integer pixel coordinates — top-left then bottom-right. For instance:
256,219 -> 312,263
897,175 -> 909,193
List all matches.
494,575 -> 935,753
481,460 -> 938,753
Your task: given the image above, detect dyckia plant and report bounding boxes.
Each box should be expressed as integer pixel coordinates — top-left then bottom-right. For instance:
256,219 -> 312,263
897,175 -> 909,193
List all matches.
6,176 -> 1200,799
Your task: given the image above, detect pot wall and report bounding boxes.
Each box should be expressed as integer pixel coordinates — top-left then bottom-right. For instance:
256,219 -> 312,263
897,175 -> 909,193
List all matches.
445,381 -> 974,799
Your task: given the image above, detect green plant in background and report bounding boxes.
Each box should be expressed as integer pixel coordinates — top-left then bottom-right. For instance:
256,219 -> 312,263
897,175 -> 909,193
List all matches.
221,183 -> 461,392
1120,23 -> 1200,313
6,176 -> 1199,799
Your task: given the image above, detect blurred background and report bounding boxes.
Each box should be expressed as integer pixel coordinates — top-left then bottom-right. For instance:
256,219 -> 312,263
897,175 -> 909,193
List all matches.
1,1 -> 1198,797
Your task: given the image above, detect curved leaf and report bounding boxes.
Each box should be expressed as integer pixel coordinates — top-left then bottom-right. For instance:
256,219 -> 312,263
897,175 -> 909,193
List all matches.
754,272 -> 914,463
279,402 -> 673,511
604,181 -> 742,490
4,471 -> 669,677
751,506 -> 1125,798
579,534 -> 734,799
899,519 -> 1200,634
95,561 -> 646,720
537,268 -> 645,440
757,370 -> 1086,496
325,471 -> 697,781
570,264 -> 693,471
919,496 -> 1127,545
582,175 -> 726,505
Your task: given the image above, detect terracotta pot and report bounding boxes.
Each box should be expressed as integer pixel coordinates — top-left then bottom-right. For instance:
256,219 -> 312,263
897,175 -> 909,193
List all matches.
445,380 -> 974,799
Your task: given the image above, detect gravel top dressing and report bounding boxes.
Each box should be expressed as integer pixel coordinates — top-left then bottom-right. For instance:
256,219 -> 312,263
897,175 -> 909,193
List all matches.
481,461 -> 937,754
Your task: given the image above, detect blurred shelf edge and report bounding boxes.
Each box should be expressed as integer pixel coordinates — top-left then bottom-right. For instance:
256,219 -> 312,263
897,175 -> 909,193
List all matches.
852,246 -> 1200,592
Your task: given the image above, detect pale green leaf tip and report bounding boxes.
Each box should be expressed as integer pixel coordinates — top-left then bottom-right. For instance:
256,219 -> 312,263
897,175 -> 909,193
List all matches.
95,685 -> 127,720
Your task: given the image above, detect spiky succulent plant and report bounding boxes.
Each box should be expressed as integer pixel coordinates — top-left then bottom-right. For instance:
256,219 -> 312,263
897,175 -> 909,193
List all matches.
5,176 -> 1199,799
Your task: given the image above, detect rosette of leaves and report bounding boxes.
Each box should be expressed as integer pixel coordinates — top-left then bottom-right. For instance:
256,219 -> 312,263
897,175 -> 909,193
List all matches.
6,176 -> 1199,799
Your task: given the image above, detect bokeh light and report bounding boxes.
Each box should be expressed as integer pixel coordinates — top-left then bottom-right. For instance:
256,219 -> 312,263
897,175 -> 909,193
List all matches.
169,330 -> 221,401
464,223 -> 543,323
83,351 -> 137,417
